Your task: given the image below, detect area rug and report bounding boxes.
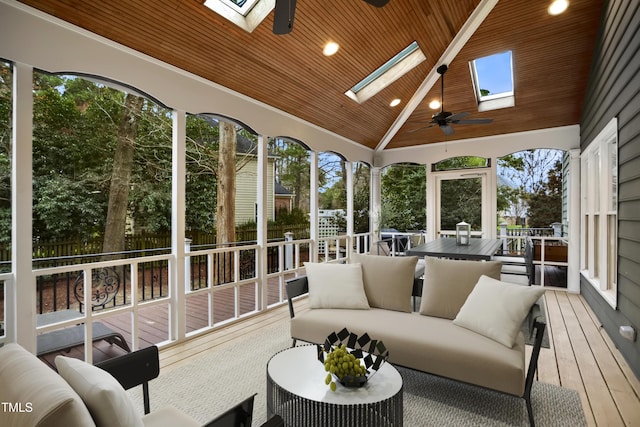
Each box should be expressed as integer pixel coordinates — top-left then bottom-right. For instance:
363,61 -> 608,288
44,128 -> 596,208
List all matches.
127,320 -> 583,426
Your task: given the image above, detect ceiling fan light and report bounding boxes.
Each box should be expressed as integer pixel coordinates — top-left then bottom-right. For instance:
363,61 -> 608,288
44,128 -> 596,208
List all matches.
323,42 -> 340,56
429,100 -> 441,110
548,0 -> 569,15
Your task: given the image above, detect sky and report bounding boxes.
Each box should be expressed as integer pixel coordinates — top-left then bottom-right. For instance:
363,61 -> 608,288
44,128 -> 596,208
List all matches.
474,51 -> 514,96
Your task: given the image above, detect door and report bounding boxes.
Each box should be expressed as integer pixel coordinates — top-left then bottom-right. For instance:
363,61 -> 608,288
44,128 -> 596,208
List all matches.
435,171 -> 489,239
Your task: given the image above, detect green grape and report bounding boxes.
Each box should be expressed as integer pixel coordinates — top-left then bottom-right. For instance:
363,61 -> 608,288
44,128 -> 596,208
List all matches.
325,374 -> 332,385
330,381 -> 337,391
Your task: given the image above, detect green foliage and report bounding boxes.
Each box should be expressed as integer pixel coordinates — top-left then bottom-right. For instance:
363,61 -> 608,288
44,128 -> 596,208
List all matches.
433,156 -> 487,171
528,160 -> 562,227
439,177 -> 482,230
381,164 -> 426,231
274,207 -> 309,226
32,175 -> 106,240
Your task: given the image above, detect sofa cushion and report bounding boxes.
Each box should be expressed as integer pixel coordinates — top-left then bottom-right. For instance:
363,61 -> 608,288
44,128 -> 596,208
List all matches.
290,308 -> 526,396
0,343 -> 96,427
55,355 -> 144,427
419,256 -> 502,319
141,406 -> 200,427
304,262 -> 370,309
350,253 -> 418,312
453,275 -> 546,347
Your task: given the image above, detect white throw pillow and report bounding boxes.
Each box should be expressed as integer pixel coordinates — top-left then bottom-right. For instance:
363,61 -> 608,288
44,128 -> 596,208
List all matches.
350,253 -> 417,312
453,275 -> 546,348
55,355 -> 144,427
304,262 -> 370,309
419,256 -> 503,319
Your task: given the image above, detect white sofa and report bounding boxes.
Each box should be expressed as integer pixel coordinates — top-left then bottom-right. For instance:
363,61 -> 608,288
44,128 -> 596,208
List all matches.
286,254 -> 547,426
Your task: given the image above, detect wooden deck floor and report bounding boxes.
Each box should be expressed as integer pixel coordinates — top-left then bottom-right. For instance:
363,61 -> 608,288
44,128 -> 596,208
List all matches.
37,279 -> 639,426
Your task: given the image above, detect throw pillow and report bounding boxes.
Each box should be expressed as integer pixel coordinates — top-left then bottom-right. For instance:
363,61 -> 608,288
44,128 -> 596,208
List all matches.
304,262 -> 370,309
419,256 -> 502,319
55,355 -> 144,427
350,253 -> 418,312
453,275 -> 546,347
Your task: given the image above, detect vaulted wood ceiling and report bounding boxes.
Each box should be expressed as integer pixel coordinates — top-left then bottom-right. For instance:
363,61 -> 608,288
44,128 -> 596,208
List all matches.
19,0 -> 603,152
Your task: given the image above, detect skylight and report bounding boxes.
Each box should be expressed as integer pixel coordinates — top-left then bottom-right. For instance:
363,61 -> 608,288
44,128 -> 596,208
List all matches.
203,0 -> 273,33
345,41 -> 426,104
469,51 -> 515,112
220,0 -> 259,16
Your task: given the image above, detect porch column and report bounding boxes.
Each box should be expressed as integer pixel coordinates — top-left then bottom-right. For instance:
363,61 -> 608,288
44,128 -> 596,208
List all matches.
567,148 -> 580,293
11,62 -> 34,350
171,110 -> 187,342
370,166 -> 381,244
310,151 -> 319,262
426,164 -> 437,241
256,134 -> 268,309
345,161 -> 354,258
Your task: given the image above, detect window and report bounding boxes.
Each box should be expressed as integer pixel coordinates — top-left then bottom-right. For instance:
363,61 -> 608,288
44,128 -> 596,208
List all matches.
345,41 -> 426,104
469,51 -> 515,112
203,0 -> 273,33
581,117 -> 618,307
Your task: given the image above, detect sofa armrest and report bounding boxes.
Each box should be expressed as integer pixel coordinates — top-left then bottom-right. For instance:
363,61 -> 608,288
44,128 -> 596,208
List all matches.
285,276 -> 309,318
96,345 -> 160,414
523,300 -> 547,422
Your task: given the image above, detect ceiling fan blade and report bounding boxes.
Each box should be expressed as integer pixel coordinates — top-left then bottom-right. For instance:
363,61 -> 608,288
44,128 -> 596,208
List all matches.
440,124 -> 455,136
408,123 -> 436,133
364,0 -> 390,6
454,118 -> 494,125
446,111 -> 470,122
273,0 -> 297,35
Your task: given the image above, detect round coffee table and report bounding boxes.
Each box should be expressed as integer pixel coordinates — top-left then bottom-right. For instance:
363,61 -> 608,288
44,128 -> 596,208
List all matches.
266,345 -> 403,426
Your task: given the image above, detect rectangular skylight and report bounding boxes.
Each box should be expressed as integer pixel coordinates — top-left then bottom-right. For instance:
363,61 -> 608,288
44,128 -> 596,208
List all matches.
469,51 -> 515,111
203,0 -> 273,32
346,41 -> 426,104
219,0 -> 259,17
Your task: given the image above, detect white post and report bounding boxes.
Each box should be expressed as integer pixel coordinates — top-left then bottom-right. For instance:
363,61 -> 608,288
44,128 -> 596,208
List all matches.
567,149 -> 581,293
184,238 -> 192,293
284,232 -> 293,270
12,62 -> 34,351
370,166 -> 381,246
257,134 -> 269,310
345,161 -> 354,259
310,151 -> 319,262
500,222 -> 508,253
171,110 -> 187,342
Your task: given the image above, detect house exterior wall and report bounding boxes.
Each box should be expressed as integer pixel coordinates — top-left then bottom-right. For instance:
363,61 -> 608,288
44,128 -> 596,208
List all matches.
235,158 -> 275,224
580,0 -> 640,378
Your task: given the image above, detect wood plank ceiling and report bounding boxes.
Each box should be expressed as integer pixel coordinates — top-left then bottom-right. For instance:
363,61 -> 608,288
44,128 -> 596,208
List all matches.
18,0 -> 603,152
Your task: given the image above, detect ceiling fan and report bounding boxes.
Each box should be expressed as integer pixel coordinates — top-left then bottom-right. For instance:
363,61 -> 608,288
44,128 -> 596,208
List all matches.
413,64 -> 493,136
273,0 -> 390,35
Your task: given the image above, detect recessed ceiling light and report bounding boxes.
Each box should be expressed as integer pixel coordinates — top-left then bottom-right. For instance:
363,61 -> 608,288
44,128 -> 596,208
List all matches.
548,0 -> 569,15
429,100 -> 441,110
323,42 -> 340,56
390,99 -> 401,107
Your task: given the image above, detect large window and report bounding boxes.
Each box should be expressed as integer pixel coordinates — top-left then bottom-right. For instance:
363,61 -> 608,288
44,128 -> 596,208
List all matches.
581,117 -> 618,307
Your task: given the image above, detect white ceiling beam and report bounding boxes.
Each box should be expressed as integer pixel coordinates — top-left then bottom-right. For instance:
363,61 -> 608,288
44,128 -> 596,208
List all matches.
375,0 -> 499,154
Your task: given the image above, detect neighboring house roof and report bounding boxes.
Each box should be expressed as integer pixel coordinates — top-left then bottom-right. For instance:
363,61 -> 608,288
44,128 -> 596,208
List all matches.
275,182 -> 293,196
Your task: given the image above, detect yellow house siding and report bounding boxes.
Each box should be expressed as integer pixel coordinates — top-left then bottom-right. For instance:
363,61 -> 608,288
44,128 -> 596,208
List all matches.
235,158 -> 274,224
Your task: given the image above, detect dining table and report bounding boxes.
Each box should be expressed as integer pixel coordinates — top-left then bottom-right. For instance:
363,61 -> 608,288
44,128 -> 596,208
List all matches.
405,237 -> 502,261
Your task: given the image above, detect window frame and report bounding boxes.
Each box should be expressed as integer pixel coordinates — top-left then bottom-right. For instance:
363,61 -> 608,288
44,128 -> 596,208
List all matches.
580,117 -> 618,308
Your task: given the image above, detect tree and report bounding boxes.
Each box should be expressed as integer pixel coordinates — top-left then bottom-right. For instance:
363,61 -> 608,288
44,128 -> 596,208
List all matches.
380,164 -> 426,231
528,160 -> 562,228
269,138 -> 310,211
215,120 -> 237,282
102,93 -> 145,254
